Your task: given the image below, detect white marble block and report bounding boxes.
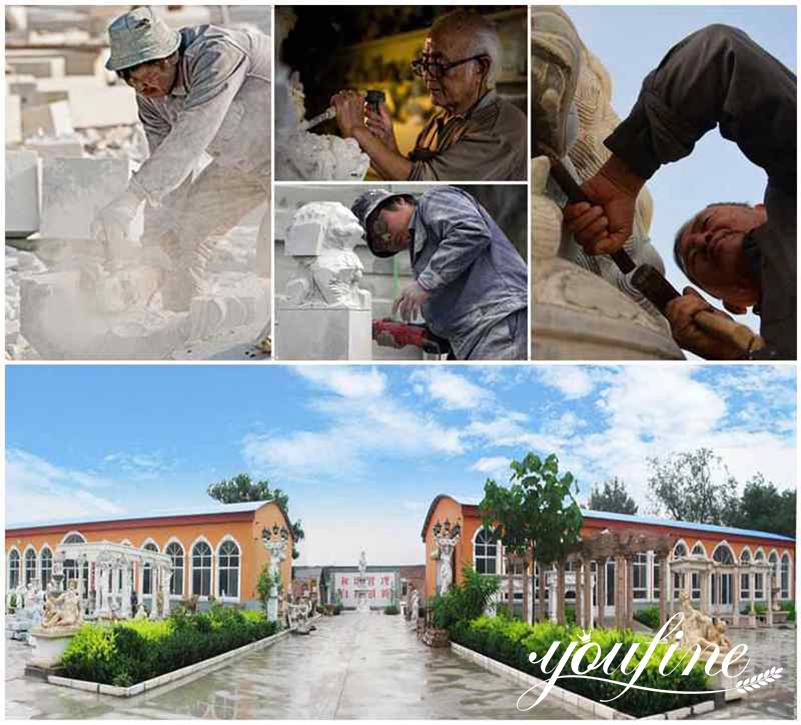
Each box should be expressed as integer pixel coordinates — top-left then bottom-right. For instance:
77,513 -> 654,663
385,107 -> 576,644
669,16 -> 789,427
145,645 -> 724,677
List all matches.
68,85 -> 138,128
6,150 -> 40,237
22,100 -> 74,138
40,157 -> 142,240
284,220 -> 325,256
276,307 -> 372,360
6,94 -> 23,145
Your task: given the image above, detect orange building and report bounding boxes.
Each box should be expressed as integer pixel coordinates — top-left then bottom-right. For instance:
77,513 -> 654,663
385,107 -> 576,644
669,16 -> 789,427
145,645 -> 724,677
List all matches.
5,501 -> 293,610
422,495 -> 795,619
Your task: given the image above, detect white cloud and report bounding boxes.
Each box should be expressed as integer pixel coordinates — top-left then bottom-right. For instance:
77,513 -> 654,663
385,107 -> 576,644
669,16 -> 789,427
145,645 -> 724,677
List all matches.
536,367 -> 599,399
409,368 -> 492,410
471,456 -> 512,481
6,449 -> 125,525
294,367 -> 386,399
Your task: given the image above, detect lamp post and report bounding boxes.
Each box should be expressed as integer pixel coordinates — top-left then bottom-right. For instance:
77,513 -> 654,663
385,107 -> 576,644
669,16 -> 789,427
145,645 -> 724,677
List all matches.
433,519 -> 461,594
262,525 -> 289,623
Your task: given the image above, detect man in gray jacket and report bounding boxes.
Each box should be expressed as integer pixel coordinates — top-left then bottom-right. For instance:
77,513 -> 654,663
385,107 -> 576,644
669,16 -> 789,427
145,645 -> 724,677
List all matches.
564,24 -> 796,359
352,187 -> 528,360
92,7 -> 271,311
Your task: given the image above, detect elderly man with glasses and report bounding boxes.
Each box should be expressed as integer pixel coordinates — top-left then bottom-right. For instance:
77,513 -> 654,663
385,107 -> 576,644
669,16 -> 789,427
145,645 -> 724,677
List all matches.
91,7 -> 271,312
351,187 -> 528,360
331,10 -> 526,181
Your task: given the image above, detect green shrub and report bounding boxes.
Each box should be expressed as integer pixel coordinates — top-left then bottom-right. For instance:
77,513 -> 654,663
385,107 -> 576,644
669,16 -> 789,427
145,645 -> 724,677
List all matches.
384,605 -> 400,615
449,615 -> 711,717
779,601 -> 796,622
634,605 -> 660,630
429,566 -> 499,630
60,606 -> 278,686
740,602 -> 768,615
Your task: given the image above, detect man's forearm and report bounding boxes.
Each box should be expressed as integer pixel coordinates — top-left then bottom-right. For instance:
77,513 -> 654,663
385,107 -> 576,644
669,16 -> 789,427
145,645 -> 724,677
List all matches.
352,127 -> 413,180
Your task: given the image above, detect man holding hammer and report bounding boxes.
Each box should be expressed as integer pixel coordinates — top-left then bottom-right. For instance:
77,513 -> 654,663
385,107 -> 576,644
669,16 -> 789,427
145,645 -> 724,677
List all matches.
563,25 -> 796,360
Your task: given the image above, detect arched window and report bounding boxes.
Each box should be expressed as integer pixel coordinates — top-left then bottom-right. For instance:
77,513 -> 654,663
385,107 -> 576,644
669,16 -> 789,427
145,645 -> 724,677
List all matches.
691,543 -> 706,557
191,541 -> 213,597
632,553 -> 648,599
754,550 -> 765,598
673,542 -> 688,558
739,549 -> 751,599
217,540 -> 240,599
652,556 -> 661,599
24,548 -> 37,585
142,542 -> 159,595
40,547 -> 53,589
473,528 -> 497,575
713,544 -> 735,565
768,551 -> 780,581
781,554 -> 791,599
8,550 -> 20,590
166,542 -> 184,597
62,532 -> 86,585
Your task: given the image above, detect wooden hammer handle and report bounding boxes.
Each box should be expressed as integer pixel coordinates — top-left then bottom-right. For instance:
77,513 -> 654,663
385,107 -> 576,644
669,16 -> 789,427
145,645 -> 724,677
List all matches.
694,310 -> 766,354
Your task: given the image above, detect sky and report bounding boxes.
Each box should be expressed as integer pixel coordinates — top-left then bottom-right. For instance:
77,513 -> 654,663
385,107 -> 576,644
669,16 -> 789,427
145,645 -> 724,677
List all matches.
5,364 -> 796,565
563,5 -> 797,333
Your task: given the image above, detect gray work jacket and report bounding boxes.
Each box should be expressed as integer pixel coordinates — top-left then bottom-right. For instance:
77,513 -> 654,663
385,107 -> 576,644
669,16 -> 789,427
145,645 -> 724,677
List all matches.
605,24 -> 797,359
132,25 -> 271,206
409,186 -> 528,359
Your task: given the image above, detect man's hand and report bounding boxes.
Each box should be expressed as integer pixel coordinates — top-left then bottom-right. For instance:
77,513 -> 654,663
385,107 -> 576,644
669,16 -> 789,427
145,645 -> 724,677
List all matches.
331,90 -> 367,138
392,281 -> 431,322
666,287 -> 746,360
562,155 -> 645,255
365,101 -> 398,151
91,189 -> 142,266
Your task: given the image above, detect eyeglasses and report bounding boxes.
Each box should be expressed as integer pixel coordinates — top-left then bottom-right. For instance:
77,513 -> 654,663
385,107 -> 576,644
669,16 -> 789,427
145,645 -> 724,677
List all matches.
410,54 -> 488,80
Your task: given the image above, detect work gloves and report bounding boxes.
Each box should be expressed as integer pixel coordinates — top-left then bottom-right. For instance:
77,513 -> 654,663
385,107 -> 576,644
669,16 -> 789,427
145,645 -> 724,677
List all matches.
90,189 -> 143,267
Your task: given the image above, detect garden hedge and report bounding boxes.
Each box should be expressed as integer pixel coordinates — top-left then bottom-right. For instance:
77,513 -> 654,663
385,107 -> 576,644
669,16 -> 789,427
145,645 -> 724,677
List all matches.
60,604 -> 279,687
449,615 -> 712,717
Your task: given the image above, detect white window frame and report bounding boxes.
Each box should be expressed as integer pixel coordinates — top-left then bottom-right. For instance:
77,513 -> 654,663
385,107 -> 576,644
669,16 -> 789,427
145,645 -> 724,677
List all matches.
190,537 -> 213,599
472,527 -> 498,576
216,536 -> 241,602
165,538 -> 185,599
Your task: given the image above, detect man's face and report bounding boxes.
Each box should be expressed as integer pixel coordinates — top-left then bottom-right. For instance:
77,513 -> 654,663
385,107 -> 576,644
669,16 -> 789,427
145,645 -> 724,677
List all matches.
123,57 -> 178,98
678,204 -> 766,305
369,200 -> 415,256
420,30 -> 484,115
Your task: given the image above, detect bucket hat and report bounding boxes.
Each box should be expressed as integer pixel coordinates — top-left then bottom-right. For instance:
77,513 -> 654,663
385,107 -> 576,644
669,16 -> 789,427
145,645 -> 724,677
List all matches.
105,7 -> 181,72
351,189 -> 411,258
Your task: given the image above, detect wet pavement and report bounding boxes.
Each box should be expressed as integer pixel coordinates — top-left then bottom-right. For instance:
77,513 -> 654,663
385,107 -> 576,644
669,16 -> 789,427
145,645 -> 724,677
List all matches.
6,613 -> 587,719
688,626 -> 796,719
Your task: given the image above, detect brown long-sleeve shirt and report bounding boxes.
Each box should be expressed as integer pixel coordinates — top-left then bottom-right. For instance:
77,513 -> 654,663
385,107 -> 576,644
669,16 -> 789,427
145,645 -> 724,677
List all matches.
408,90 -> 527,181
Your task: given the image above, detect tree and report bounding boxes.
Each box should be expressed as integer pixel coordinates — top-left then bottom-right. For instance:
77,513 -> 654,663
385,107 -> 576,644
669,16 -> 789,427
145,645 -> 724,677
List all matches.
588,477 -> 638,515
647,448 -> 737,524
723,473 -> 796,537
479,453 -> 583,625
479,478 -> 527,617
515,453 -> 583,625
208,473 -> 305,559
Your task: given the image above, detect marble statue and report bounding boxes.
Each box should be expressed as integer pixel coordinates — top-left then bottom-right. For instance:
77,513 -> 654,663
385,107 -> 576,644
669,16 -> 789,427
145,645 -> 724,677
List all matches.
678,592 -> 731,655
135,603 -> 148,620
275,9 -> 369,181
41,579 -> 83,630
284,202 -> 371,309
410,589 -> 420,620
531,6 -> 683,360
359,551 -> 368,577
439,557 -> 453,594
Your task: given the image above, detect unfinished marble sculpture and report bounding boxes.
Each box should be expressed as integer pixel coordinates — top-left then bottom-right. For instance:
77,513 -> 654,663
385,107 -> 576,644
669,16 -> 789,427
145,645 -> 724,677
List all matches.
41,579 -> 83,630
531,6 -> 682,360
284,202 -> 371,309
677,592 -> 732,655
274,8 -> 370,181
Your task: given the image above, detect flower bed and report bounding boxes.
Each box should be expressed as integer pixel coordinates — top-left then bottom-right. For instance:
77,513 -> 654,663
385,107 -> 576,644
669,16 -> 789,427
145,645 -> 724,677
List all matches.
449,615 -> 712,718
60,605 -> 278,687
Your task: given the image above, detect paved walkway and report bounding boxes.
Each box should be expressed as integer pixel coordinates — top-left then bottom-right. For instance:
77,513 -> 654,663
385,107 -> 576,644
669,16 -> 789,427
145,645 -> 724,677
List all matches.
6,613 -> 587,719
688,626 -> 796,720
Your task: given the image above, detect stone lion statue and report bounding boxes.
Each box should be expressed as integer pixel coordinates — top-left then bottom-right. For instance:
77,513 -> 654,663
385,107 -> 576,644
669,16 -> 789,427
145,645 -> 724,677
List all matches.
284,202 -> 371,309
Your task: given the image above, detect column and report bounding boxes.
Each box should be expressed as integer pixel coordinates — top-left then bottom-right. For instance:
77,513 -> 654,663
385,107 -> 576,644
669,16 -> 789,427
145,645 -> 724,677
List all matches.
574,560 -> 582,627
659,555 -> 668,626
700,570 -> 710,614
584,559 -> 592,629
136,561 -> 144,610
626,556 -> 634,627
556,562 -> 565,625
732,565 -> 741,626
596,560 -> 606,629
94,562 -> 102,613
666,559 -> 673,616
748,570 -> 756,627
766,571 -> 773,626
162,566 -> 172,616
122,562 -> 132,618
